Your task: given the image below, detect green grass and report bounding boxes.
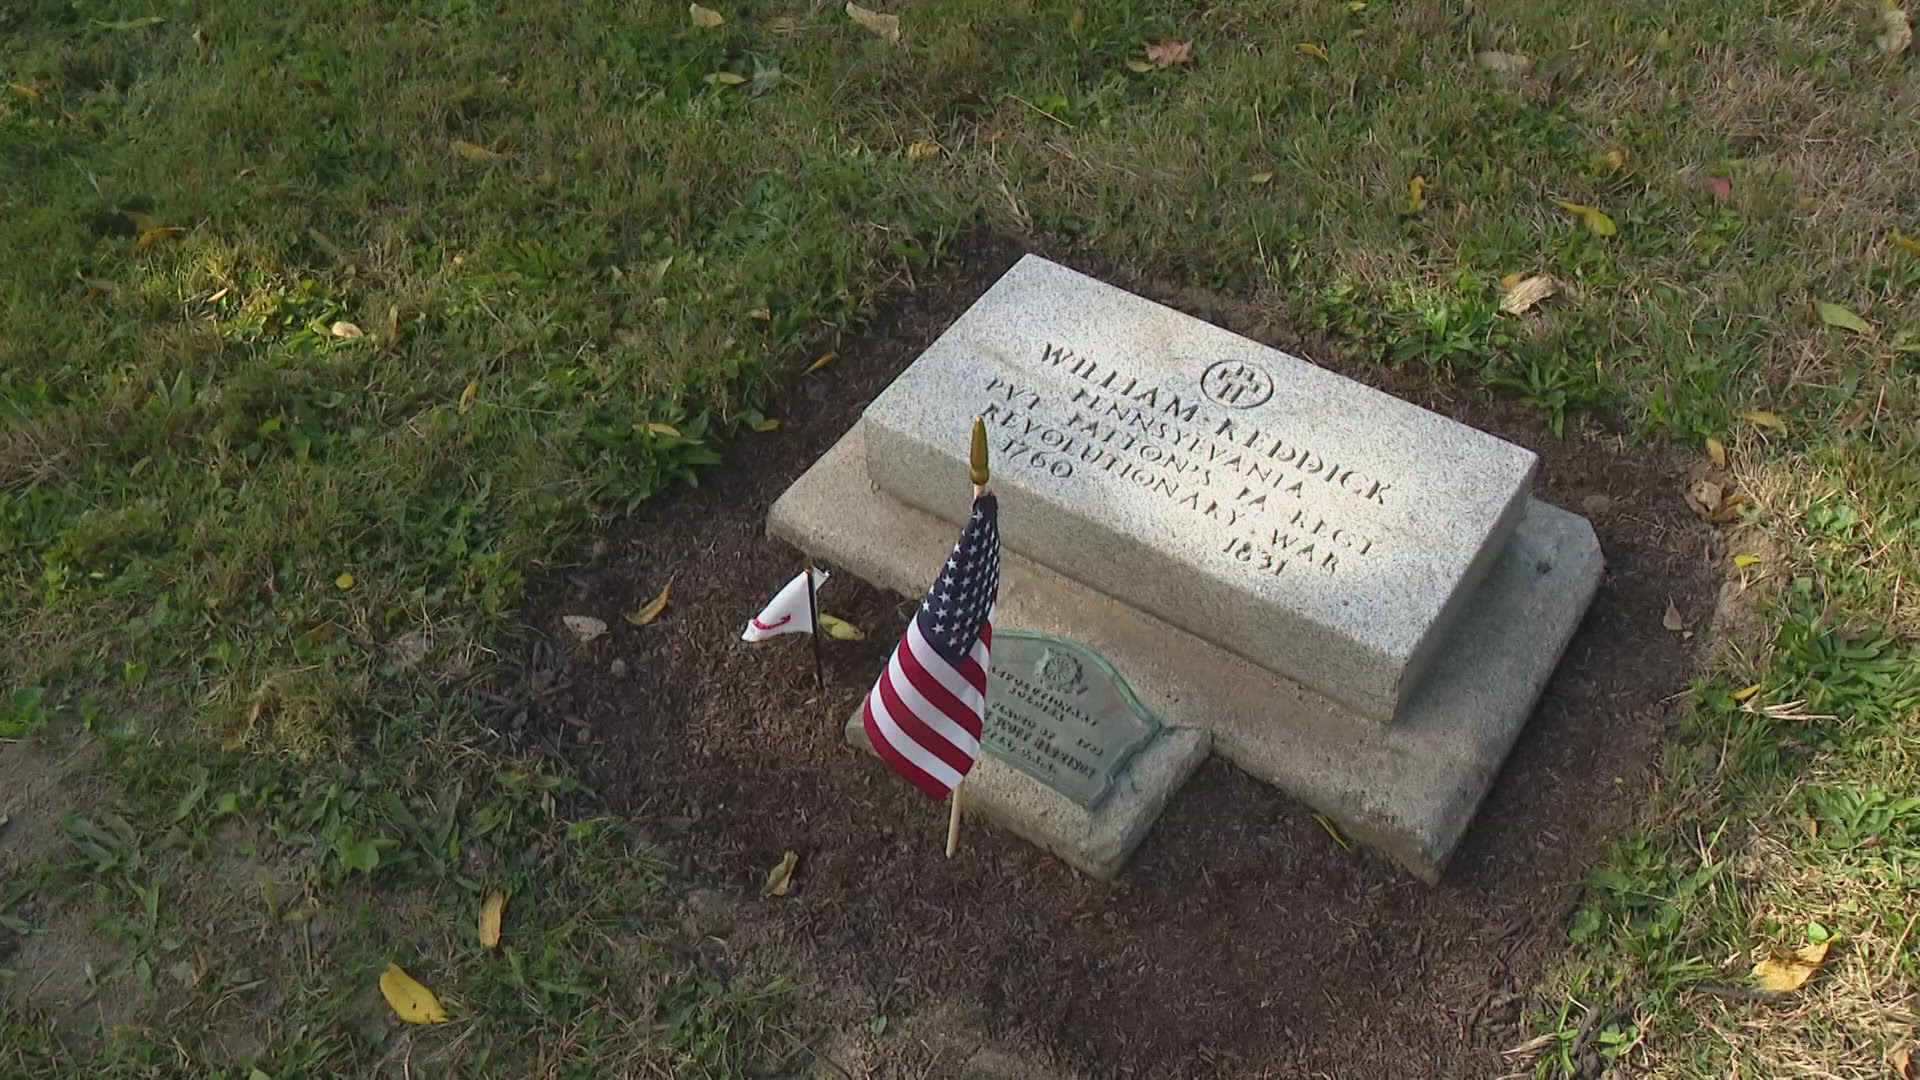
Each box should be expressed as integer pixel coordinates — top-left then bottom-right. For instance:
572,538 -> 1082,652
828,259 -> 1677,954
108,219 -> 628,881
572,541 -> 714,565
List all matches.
3,0 -> 1917,1074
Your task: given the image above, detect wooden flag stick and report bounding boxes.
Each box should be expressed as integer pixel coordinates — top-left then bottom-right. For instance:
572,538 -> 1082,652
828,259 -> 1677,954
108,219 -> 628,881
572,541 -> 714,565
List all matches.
802,553 -> 824,689
948,415 -> 991,858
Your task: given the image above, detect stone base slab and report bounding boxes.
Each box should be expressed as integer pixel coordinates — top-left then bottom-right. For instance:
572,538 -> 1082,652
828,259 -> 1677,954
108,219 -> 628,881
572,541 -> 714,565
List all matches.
773,423 -> 1603,881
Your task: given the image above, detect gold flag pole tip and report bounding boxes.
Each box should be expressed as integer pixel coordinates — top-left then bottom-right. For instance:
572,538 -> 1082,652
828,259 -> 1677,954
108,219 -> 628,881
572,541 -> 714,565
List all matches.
969,415 -> 989,489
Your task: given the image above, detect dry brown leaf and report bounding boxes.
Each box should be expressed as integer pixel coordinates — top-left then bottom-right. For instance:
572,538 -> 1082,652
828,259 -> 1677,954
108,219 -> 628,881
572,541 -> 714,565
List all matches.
818,614 -> 865,641
846,2 -> 900,44
562,615 -> 608,643
1685,478 -> 1724,520
748,307 -> 772,320
133,226 -> 186,253
458,381 -> 478,414
1475,50 -> 1533,76
1144,39 -> 1194,68
1708,491 -> 1750,525
478,891 -> 506,949
614,327 -> 643,347
1878,9 -> 1913,55
1248,170 -> 1274,185
1752,940 -> 1829,993
803,351 -> 837,375
1500,275 -> 1557,315
1705,436 -> 1728,468
451,139 -> 500,162
1706,177 -> 1733,204
625,582 -> 672,626
379,963 -> 450,1024
330,320 -> 364,339
1407,175 -> 1427,213
906,139 -> 940,161
1739,409 -> 1786,433
1891,1043 -> 1912,1079
689,3 -> 724,28
1662,598 -> 1688,633
763,850 -> 799,897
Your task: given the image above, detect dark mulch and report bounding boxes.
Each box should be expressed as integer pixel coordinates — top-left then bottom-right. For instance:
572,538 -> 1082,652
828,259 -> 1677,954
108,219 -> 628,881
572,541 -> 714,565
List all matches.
513,237 -> 1718,1078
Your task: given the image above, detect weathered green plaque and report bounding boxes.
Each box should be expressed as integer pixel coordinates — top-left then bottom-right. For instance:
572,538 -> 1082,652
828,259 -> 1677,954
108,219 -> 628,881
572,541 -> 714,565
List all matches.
983,631 -> 1162,809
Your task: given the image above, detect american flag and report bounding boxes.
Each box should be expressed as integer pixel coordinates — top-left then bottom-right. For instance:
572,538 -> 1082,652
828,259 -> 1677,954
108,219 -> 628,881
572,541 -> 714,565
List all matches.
862,492 -> 1001,799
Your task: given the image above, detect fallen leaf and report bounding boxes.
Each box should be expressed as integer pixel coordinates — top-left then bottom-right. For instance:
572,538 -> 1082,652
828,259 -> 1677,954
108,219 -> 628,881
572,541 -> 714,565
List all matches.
133,226 -> 186,253
767,16 -> 796,32
1313,813 -> 1350,851
1685,479 -> 1725,520
803,351 -> 836,375
1816,300 -> 1873,335
625,582 -> 672,626
1604,148 -> 1626,171
1249,170 -> 1274,185
748,306 -> 772,320
763,850 -> 799,897
689,3 -> 724,28
1407,175 -> 1427,213
451,139 -> 500,162
7,82 -> 41,101
1733,554 -> 1761,568
379,963 -> 450,1024
330,320 -> 364,339
458,381 -> 477,414
1662,599 -> 1688,633
906,139 -> 940,161
478,891 -> 506,949
562,615 -> 608,643
1706,436 -> 1728,468
1878,8 -> 1913,55
1500,275 -> 1557,315
704,71 -> 747,86
819,614 -> 865,641
1739,409 -> 1786,433
752,416 -> 780,432
1891,1043 -> 1911,1079
1732,682 -> 1763,702
637,421 -> 682,438
1125,58 -> 1154,73
385,304 -> 400,341
1894,231 -> 1920,256
1144,39 -> 1194,68
614,327 -> 643,347
97,16 -> 165,30
1296,42 -> 1329,61
1706,177 -> 1733,203
1752,940 -> 1829,993
1553,199 -> 1617,237
335,572 -> 355,590
1475,50 -> 1534,76
846,2 -> 901,44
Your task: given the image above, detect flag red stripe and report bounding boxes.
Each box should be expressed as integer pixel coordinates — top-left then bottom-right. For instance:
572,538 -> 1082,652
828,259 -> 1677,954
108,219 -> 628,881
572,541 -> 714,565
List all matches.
863,699 -> 953,799
876,660 -> 976,776
894,636 -> 983,747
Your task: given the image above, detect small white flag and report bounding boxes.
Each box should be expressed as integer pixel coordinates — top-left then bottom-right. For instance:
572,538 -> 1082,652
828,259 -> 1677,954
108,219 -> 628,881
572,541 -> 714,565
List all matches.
742,568 -> 829,642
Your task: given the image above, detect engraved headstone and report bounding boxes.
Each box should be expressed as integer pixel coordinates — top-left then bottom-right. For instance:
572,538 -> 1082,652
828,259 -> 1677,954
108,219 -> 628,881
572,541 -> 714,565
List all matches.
983,631 -> 1162,809
861,255 -> 1539,722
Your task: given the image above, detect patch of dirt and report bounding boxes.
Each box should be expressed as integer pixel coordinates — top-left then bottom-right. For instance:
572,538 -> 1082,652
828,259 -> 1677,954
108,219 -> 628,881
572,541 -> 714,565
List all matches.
507,237 -> 1721,1078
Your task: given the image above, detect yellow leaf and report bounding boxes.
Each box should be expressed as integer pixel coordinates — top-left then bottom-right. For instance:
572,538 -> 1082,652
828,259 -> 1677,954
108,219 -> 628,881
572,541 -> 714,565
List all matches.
1553,199 -> 1617,237
1407,175 -> 1427,213
1125,58 -> 1154,73
625,581 -> 672,626
1739,409 -> 1786,433
637,421 -> 682,438
1068,5 -> 1085,33
1296,42 -> 1329,61
818,614 -> 865,641
753,416 -> 780,432
335,572 -> 355,590
1731,682 -> 1763,702
1705,436 -> 1727,468
7,82 -> 41,101
1878,8 -> 1913,55
385,304 -> 400,342
1604,147 -> 1626,170
907,139 -> 940,161
1662,599 -> 1688,633
845,1 -> 901,44
451,139 -> 501,162
704,71 -> 747,86
458,381 -> 478,414
689,3 -> 724,28
1732,554 -> 1761,568
1313,814 -> 1350,851
1752,940 -> 1829,993
1893,230 -> 1920,256
330,320 -> 364,339
763,850 -> 799,897
1500,275 -> 1557,315
561,614 -> 609,643
1815,300 -> 1873,335
478,891 -> 506,949
1499,271 -> 1525,290
1348,2 -> 1367,11
133,226 -> 186,253
1248,170 -> 1274,185
379,963 -> 450,1024
803,351 -> 837,375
